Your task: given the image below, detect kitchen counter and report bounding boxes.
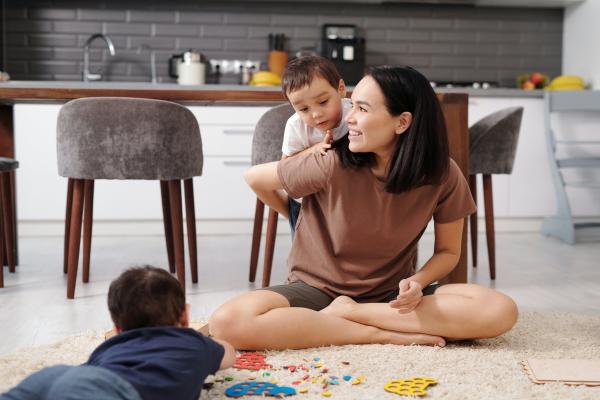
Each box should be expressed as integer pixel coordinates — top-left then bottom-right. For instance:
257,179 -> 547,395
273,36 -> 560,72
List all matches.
0,81 -> 470,284
0,81 -> 286,105
0,81 -> 542,104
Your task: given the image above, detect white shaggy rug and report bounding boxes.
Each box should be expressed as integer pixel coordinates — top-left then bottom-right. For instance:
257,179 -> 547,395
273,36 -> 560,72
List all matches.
1,312 -> 599,399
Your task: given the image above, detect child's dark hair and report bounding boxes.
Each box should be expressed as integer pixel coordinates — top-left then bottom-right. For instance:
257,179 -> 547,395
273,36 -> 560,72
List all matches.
108,265 -> 185,331
333,66 -> 449,193
282,55 -> 341,99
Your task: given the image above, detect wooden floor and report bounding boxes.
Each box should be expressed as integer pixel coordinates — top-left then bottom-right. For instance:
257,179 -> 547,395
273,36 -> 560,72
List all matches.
1,232 -> 599,356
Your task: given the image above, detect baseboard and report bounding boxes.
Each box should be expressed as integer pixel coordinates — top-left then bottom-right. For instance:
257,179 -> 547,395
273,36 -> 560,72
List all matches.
18,217 -> 597,237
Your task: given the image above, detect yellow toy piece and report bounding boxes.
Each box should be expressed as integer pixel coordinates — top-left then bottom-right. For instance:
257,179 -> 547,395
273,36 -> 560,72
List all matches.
350,374 -> 366,385
384,377 -> 438,397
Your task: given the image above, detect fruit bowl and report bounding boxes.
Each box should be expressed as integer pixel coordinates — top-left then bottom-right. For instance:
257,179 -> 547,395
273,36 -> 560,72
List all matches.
517,72 -> 549,90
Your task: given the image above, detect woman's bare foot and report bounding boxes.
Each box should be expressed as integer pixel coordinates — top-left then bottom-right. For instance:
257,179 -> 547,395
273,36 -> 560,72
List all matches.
381,329 -> 446,347
322,296 -> 446,347
320,295 -> 356,317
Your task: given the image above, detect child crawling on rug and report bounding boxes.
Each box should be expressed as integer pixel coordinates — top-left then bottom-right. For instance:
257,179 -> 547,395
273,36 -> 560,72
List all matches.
1,265 -> 235,400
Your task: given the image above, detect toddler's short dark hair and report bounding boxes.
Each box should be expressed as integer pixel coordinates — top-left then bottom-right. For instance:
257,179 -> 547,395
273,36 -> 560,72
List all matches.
108,265 -> 185,331
282,55 -> 341,99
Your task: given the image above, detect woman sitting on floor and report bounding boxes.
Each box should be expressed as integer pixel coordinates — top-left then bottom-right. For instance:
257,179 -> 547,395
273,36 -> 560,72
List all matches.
209,65 -> 518,350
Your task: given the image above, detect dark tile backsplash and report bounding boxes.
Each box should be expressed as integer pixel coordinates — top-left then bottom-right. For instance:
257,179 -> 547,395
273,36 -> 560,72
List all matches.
0,5 -> 4,71
1,0 -> 563,87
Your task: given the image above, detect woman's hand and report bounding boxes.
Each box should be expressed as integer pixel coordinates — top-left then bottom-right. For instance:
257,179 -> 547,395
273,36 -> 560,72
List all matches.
389,279 -> 423,314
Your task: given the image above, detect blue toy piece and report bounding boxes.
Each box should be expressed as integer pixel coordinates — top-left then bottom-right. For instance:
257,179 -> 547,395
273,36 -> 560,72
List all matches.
225,381 -> 296,398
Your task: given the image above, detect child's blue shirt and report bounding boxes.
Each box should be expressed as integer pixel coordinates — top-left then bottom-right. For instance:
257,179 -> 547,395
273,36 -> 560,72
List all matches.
87,326 -> 223,400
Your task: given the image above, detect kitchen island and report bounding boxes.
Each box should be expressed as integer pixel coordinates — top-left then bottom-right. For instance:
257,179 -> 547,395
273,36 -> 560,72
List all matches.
0,81 -> 469,284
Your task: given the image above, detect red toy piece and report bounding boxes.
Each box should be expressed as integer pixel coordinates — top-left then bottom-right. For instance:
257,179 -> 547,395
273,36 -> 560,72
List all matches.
234,352 -> 272,371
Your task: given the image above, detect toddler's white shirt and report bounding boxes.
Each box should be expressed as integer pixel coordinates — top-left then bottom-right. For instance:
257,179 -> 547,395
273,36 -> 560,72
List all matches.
281,98 -> 352,156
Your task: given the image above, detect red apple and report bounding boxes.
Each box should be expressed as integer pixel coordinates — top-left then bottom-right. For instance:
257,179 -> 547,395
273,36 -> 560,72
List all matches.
530,72 -> 544,86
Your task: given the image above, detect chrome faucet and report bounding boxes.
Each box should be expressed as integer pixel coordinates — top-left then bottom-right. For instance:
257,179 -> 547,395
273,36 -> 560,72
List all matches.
136,44 -> 157,84
82,33 -> 116,82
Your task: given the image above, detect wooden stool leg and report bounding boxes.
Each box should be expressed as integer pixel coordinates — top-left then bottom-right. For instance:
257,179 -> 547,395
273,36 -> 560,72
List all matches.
63,179 -> 74,274
168,180 -> 186,289
261,208 -> 278,288
183,179 -> 198,284
0,172 -> 16,273
482,174 -> 496,280
160,181 -> 175,273
0,202 -> 4,288
469,174 -> 478,268
82,180 -> 94,283
249,198 -> 265,283
67,179 -> 85,299
9,170 -> 17,267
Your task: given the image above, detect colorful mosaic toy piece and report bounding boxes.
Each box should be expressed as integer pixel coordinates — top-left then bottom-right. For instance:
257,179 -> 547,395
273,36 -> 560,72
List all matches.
233,352 -> 272,370
384,377 -> 438,397
225,381 -> 296,398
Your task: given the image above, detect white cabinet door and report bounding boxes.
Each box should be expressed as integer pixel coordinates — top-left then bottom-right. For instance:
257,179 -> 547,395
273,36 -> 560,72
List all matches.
200,125 -> 255,157
195,157 -> 255,219
16,104 -> 68,220
189,105 -> 271,219
188,106 -> 270,157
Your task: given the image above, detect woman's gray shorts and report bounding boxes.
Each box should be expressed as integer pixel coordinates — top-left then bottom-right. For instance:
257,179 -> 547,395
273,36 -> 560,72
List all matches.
260,280 -> 441,311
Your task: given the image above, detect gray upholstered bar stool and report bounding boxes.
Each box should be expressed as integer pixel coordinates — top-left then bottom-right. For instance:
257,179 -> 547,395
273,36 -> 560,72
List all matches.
57,97 -> 203,299
0,157 -> 18,289
469,106 -> 523,280
248,103 -> 295,288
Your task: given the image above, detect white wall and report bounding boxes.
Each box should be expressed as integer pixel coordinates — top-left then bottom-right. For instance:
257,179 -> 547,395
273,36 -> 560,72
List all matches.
563,0 -> 600,89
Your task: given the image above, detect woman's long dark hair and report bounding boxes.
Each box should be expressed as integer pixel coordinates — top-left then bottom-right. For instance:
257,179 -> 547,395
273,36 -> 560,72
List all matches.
333,66 -> 449,193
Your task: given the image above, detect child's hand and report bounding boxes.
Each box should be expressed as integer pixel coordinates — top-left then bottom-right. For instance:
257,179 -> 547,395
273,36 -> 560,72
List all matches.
311,131 -> 333,155
389,279 -> 423,314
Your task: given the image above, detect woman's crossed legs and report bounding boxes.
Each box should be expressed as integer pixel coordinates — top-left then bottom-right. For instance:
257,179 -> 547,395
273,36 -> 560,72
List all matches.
321,284 -> 518,340
208,284 -> 517,350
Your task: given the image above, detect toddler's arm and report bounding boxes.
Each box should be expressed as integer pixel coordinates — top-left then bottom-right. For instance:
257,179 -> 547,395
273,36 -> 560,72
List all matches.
213,338 -> 236,369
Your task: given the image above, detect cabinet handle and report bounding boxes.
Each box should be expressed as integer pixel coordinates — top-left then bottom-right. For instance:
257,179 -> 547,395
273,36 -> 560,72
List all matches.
223,160 -> 251,167
222,129 -> 253,135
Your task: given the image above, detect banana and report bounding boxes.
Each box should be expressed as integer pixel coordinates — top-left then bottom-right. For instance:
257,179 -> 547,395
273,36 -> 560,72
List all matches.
547,75 -> 585,90
250,71 -> 281,86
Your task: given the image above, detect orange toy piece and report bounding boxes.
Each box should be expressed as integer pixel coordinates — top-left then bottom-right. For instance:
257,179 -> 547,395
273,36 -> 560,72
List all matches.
234,352 -> 272,371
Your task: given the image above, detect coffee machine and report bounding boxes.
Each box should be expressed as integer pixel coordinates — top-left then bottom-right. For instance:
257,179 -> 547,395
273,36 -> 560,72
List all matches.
321,25 -> 365,85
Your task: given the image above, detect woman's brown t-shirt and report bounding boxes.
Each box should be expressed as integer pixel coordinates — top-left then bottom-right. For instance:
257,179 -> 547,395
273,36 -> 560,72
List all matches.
277,151 -> 476,302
